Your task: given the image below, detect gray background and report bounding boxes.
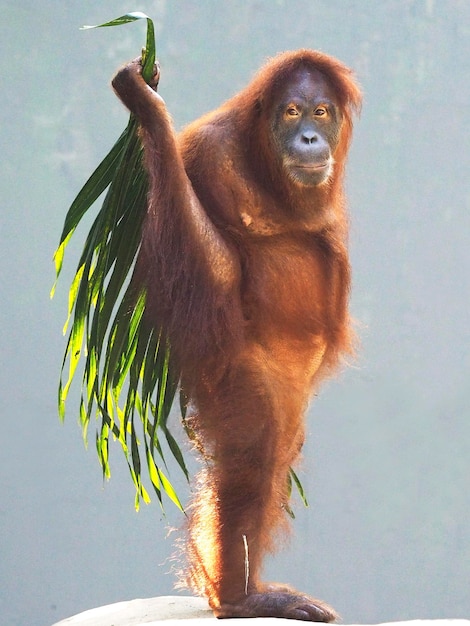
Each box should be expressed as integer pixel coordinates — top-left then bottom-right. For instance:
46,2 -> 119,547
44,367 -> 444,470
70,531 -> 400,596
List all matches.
1,1 -> 469,625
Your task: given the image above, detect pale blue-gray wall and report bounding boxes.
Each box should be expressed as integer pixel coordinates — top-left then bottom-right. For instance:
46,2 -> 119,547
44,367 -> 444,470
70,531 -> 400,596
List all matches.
1,2 -> 469,624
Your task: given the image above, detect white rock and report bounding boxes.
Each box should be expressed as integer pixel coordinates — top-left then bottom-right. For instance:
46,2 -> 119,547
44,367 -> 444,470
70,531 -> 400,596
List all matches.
51,596 -> 470,626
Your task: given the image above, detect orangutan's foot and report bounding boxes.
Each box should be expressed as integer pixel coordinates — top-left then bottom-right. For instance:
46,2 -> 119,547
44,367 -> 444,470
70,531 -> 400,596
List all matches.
214,584 -> 338,622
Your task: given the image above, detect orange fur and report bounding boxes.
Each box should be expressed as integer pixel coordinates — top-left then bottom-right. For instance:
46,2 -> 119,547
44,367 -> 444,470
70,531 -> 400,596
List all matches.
112,49 -> 361,621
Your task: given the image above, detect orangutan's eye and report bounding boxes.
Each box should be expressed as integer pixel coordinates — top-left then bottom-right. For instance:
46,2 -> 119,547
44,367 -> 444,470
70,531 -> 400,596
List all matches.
314,106 -> 329,118
285,105 -> 300,117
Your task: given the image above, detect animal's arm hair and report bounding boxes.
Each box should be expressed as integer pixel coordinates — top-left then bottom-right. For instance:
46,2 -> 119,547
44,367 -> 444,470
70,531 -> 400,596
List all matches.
112,60 -> 239,293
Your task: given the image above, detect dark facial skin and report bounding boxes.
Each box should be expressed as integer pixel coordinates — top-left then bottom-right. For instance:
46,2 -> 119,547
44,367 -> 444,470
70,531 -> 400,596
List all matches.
272,68 -> 343,187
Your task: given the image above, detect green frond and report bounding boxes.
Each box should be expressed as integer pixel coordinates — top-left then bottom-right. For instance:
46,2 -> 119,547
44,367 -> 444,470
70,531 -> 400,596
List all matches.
52,13 -> 187,511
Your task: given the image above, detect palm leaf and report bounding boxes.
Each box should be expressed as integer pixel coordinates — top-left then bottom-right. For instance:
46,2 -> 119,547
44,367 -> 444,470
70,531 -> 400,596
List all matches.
52,13 -> 185,512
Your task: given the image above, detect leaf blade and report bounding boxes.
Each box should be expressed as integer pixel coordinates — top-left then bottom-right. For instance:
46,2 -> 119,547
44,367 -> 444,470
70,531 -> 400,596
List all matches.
55,11 -> 186,513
